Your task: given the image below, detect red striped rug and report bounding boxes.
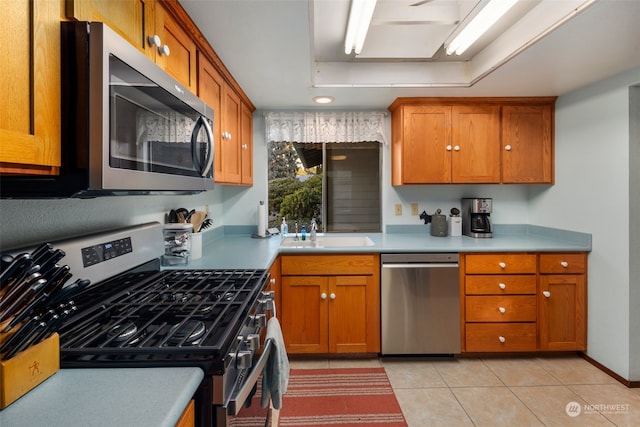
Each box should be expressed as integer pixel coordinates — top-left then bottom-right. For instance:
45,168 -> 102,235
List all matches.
232,368 -> 407,427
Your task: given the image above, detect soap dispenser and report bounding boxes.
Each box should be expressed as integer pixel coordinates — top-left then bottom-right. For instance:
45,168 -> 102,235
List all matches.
280,217 -> 288,237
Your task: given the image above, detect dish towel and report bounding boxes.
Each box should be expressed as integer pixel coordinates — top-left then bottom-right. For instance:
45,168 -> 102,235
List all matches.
261,317 -> 290,410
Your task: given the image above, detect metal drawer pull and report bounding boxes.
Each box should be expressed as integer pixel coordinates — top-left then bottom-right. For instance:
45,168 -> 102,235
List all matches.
543,291 -> 551,298
498,307 -> 506,314
499,262 -> 506,268
499,283 -> 506,290
499,336 -> 506,343
561,261 -> 569,268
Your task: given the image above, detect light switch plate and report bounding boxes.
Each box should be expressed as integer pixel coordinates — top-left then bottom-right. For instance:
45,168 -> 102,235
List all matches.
395,204 -> 402,216
411,203 -> 419,216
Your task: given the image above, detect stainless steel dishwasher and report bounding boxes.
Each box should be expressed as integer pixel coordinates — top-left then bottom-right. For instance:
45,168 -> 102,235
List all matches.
381,253 -> 460,355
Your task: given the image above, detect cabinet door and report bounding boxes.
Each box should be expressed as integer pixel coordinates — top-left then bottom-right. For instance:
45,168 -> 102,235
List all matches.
401,105 -> 452,184
65,0 -> 155,59
197,53 -> 224,183
240,102 -> 253,185
1,0 -> 60,174
281,276 -> 328,353
451,105 -> 501,183
539,274 -> 586,351
154,3 -> 197,92
502,104 -> 553,183
218,87 -> 242,183
328,275 -> 379,353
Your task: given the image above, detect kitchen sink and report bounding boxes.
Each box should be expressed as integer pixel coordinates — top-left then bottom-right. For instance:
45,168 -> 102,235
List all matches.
280,235 -> 375,248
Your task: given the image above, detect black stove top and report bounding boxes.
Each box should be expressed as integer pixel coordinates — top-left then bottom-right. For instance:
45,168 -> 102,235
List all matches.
59,267 -> 268,364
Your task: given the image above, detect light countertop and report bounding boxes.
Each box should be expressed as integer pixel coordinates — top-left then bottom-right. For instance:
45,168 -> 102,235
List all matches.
185,224 -> 592,270
0,367 -> 204,427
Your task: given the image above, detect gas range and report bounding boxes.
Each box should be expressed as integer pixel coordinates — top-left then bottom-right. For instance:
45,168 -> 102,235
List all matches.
19,222 -> 273,426
59,268 -> 268,372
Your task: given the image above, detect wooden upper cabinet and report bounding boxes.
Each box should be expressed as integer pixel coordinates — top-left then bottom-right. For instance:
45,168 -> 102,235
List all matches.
451,105 -> 501,183
66,0 -> 156,58
389,97 -> 555,185
240,102 -> 254,185
398,105 -> 451,184
501,103 -> 554,184
197,53 -> 224,181
1,0 -> 61,175
153,3 -> 197,92
220,88 -> 242,183
67,0 -> 197,92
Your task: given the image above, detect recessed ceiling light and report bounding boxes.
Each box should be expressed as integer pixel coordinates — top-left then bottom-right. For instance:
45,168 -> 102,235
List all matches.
313,96 -> 335,104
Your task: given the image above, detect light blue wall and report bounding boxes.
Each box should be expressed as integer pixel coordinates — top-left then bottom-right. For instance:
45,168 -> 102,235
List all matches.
528,67 -> 640,381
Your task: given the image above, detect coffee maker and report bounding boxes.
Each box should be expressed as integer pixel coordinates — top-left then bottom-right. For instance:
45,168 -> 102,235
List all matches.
461,198 -> 493,238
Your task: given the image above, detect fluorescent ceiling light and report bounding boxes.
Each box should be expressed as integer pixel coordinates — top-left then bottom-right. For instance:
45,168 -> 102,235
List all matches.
446,0 -> 518,56
344,0 -> 378,55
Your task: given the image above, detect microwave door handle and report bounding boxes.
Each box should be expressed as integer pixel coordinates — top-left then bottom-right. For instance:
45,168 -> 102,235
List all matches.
190,116 -> 213,177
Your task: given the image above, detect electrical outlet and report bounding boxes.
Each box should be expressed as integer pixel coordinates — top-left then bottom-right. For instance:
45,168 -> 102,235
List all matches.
395,204 -> 402,216
411,203 -> 419,216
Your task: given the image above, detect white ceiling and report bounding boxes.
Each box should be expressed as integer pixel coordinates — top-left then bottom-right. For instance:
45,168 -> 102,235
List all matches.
179,0 -> 640,110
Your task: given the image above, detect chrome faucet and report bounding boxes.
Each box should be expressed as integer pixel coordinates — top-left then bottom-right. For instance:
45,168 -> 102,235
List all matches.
294,222 -> 299,240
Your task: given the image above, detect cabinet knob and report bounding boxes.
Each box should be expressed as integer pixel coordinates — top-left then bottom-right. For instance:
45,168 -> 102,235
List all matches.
543,290 -> 551,298
454,145 -> 460,151
499,262 -> 506,269
498,283 -> 506,290
321,292 -> 327,300
446,145 -> 452,151
148,34 -> 162,47
505,144 -> 512,151
270,278 -> 276,285
498,307 -> 506,314
498,336 -> 506,343
242,144 -> 248,149
561,261 -> 569,268
158,44 -> 170,56
330,293 -> 336,300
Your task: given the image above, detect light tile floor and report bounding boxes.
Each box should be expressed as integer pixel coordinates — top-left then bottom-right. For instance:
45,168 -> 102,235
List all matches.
288,356 -> 640,427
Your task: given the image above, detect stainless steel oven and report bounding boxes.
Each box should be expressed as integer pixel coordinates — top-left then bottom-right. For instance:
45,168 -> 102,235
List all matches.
6,223 -> 274,426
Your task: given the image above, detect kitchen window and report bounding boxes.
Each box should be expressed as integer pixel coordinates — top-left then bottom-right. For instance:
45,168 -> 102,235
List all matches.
265,112 -> 386,233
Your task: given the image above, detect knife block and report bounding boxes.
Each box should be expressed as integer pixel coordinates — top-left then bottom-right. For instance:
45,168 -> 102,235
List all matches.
0,333 -> 59,409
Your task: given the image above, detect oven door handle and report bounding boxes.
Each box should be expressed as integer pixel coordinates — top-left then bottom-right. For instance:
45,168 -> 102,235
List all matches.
227,337 -> 274,416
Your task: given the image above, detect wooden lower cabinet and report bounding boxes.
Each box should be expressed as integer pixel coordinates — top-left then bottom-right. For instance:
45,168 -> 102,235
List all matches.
280,254 -> 380,354
538,253 -> 587,351
461,252 -> 587,353
174,399 -> 195,427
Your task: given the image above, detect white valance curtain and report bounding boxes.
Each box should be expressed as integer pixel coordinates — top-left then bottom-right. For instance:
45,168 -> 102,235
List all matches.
264,112 -> 387,145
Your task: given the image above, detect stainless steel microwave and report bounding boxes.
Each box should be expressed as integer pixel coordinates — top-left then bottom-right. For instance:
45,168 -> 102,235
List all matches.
2,21 -> 214,198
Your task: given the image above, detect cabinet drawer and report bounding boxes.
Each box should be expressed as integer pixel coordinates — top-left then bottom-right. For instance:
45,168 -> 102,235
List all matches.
281,255 -> 377,275
466,323 -> 537,352
465,275 -> 536,295
465,296 -> 537,322
464,254 -> 536,274
539,253 -> 586,274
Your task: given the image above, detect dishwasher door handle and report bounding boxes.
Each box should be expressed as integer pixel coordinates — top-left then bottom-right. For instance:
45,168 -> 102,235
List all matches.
382,263 -> 459,269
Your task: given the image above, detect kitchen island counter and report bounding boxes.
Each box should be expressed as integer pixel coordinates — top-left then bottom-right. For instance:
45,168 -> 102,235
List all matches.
186,224 -> 592,270
0,367 -> 203,427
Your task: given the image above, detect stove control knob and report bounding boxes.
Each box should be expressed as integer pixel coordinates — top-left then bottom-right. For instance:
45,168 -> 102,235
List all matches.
250,313 -> 267,327
246,334 -> 261,351
233,350 -> 253,369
